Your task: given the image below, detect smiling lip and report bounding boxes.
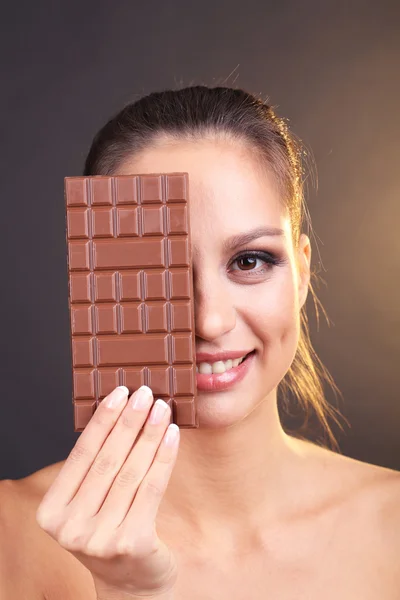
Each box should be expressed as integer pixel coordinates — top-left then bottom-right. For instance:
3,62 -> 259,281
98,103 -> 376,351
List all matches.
195,350 -> 253,363
195,351 -> 256,392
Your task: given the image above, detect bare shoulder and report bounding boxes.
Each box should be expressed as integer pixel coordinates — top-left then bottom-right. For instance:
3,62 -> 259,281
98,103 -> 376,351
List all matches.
0,470 -> 48,596
0,478 -> 18,541
305,440 -> 400,556
0,463 -> 96,599
327,446 -> 400,512
341,452 -> 400,539
0,460 -> 65,529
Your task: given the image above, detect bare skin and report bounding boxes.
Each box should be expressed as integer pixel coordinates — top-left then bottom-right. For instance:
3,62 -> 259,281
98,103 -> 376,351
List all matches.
1,137 -> 399,599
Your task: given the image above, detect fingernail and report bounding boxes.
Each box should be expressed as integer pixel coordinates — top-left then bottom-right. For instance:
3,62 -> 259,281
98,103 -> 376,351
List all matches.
149,399 -> 169,424
105,386 -> 129,408
164,423 -> 180,447
131,385 -> 153,411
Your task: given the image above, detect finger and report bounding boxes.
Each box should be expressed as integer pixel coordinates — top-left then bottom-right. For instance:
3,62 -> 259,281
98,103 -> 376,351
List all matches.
69,385 -> 155,516
122,422 -> 180,532
39,386 -> 131,510
96,399 -> 172,527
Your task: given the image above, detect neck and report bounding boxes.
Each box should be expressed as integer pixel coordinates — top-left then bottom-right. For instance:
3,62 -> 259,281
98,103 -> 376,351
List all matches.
161,390 -> 311,550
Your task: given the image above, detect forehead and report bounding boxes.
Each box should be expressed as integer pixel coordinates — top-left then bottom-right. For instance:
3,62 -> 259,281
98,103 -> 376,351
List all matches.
116,139 -> 291,247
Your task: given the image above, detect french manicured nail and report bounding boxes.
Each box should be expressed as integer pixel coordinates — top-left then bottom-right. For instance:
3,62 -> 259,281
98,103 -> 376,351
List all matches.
105,386 -> 129,408
131,385 -> 153,411
149,399 -> 169,424
164,423 -> 180,447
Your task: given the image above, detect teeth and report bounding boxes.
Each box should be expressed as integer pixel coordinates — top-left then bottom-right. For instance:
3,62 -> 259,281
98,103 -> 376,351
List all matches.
196,355 -> 247,374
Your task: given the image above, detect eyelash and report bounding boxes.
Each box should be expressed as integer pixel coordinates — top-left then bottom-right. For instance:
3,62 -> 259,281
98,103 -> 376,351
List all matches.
229,249 -> 283,275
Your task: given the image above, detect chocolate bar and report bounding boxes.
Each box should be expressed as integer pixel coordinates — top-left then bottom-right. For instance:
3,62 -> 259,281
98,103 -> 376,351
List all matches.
65,173 -> 198,431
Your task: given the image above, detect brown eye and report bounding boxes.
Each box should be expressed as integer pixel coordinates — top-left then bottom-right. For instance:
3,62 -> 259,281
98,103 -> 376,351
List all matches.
229,251 -> 279,275
237,256 -> 258,271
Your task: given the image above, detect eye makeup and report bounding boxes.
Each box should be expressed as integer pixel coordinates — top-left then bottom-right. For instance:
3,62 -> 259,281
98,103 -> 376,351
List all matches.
228,247 -> 287,279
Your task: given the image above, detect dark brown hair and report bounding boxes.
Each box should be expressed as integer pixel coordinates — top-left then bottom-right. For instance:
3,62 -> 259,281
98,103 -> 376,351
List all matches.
83,85 -> 345,450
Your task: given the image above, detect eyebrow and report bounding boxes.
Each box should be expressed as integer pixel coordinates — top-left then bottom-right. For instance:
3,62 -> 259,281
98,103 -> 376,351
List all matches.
222,226 -> 285,252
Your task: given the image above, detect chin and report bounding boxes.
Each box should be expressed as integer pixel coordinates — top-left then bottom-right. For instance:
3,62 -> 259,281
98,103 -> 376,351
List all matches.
189,395 -> 261,430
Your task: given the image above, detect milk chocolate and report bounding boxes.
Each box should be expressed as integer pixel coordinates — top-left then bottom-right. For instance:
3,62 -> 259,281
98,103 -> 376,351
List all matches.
65,173 -> 198,431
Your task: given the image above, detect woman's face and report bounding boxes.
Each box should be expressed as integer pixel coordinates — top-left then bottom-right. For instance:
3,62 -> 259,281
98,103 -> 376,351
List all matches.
117,138 -> 311,429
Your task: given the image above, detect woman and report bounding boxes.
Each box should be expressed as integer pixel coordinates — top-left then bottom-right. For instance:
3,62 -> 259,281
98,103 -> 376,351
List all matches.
1,86 -> 399,600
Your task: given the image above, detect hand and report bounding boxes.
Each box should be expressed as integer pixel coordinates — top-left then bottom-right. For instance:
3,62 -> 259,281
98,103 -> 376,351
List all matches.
36,385 -> 180,599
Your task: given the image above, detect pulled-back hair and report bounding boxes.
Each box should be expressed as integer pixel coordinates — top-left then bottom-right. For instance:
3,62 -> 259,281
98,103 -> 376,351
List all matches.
83,85 -> 345,450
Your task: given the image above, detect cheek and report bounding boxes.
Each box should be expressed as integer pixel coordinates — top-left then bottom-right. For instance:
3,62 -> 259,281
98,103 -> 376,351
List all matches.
247,274 -> 300,361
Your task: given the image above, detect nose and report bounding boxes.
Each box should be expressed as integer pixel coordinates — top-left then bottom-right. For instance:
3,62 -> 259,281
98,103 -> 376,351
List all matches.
193,269 -> 236,342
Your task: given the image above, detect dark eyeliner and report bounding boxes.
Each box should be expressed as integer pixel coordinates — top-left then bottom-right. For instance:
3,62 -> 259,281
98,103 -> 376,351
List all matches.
229,249 -> 283,268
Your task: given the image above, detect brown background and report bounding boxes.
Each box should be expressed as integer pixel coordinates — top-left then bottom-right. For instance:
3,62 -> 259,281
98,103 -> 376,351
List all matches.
0,0 -> 399,478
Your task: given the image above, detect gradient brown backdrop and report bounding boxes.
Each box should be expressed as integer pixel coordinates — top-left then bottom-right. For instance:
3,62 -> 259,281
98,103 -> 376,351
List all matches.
0,0 -> 399,479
